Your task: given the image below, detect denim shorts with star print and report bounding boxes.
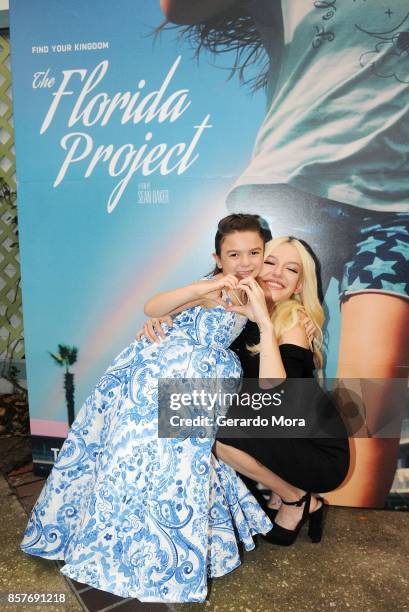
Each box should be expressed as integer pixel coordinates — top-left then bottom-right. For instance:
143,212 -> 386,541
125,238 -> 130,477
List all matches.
226,184 -> 409,302
340,211 -> 409,301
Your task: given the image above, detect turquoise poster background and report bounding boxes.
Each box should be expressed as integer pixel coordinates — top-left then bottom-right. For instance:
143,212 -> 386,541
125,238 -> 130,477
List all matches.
9,0 -> 277,438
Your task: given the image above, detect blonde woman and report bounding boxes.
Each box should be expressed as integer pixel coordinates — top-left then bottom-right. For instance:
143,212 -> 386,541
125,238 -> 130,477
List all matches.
215,237 -> 350,546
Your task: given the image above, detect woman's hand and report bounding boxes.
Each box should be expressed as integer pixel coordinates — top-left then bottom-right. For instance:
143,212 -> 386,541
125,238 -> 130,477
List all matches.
135,316 -> 173,343
226,277 -> 272,329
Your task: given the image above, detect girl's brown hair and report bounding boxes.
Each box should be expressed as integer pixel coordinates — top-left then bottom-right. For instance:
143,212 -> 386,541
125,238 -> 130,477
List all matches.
212,213 -> 267,275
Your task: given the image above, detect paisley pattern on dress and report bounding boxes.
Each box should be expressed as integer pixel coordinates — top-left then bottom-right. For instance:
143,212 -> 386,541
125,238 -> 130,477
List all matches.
20,301 -> 272,603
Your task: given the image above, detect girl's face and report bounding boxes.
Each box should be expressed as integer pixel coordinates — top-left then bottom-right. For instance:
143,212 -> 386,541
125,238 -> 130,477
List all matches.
260,242 -> 303,302
214,231 -> 265,279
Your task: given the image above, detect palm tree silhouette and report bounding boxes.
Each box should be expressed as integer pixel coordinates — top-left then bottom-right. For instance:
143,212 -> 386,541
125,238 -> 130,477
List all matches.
49,344 -> 78,426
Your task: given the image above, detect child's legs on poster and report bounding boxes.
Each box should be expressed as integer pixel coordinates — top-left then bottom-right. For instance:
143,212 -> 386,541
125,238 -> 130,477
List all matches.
326,292 -> 409,507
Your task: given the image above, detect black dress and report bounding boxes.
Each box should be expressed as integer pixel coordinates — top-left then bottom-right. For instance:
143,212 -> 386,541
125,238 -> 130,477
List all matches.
221,321 -> 350,493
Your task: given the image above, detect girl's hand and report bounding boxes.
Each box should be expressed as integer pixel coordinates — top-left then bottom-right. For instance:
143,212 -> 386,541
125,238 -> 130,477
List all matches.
226,277 -> 272,328
299,314 -> 316,345
194,274 -> 240,299
135,316 -> 173,343
144,275 -> 241,318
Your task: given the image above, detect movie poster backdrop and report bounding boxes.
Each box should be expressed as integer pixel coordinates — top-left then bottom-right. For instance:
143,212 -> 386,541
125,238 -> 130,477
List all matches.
9,1 -> 408,508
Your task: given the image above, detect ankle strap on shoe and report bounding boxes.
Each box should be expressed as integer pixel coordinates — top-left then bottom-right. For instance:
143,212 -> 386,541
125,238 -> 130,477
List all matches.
281,492 -> 309,507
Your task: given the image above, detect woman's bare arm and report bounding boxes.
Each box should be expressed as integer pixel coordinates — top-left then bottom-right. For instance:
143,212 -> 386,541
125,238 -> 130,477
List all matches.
280,323 -> 310,350
226,278 -> 287,380
258,321 -> 287,380
160,0 -> 238,25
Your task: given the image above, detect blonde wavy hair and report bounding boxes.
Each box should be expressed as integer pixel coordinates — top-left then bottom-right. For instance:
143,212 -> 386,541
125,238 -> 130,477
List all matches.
248,237 -> 325,368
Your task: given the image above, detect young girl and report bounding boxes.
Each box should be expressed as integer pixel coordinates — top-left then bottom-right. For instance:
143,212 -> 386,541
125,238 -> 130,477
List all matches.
20,214 -> 273,604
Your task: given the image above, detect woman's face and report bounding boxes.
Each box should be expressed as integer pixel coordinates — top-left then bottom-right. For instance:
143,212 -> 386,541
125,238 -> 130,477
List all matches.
260,242 -> 303,302
215,231 -> 265,279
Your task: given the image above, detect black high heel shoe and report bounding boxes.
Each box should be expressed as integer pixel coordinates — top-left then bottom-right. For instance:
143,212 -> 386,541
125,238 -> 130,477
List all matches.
308,496 -> 325,543
263,493 -> 325,546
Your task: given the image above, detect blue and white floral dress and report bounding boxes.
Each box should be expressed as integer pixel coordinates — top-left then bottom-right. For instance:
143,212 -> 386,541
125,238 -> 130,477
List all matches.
20,299 -> 271,603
